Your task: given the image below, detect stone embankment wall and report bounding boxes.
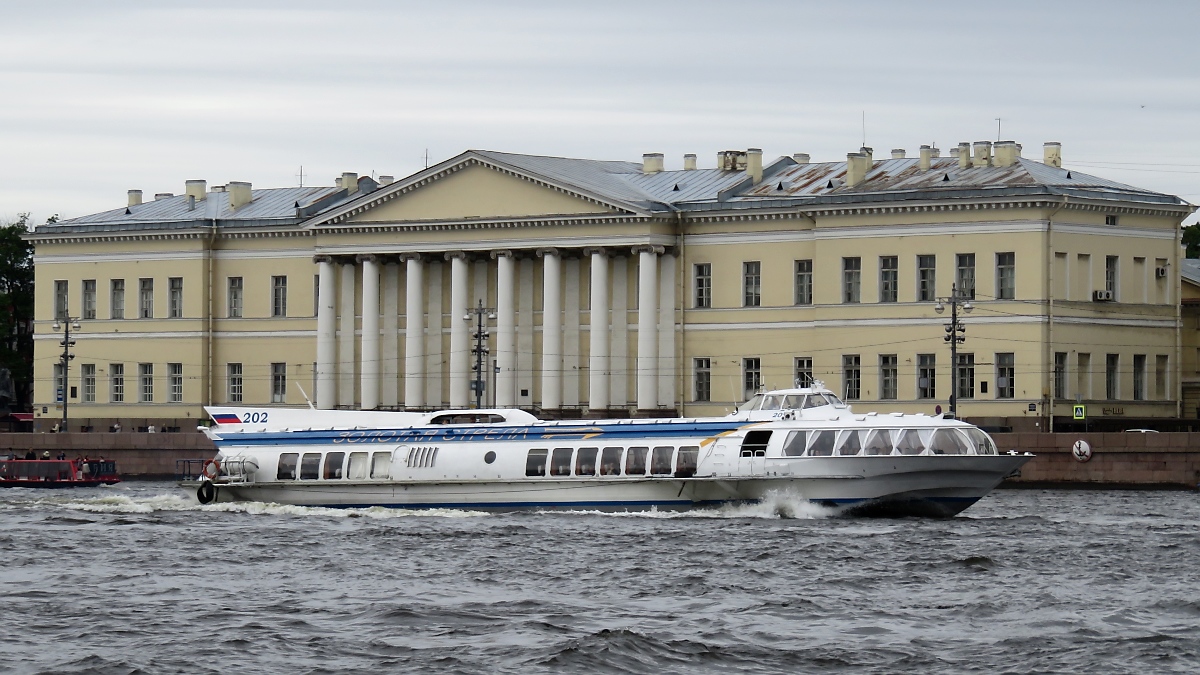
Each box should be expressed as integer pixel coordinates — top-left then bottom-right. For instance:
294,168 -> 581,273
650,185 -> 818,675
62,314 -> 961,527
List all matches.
1,431 -> 1198,487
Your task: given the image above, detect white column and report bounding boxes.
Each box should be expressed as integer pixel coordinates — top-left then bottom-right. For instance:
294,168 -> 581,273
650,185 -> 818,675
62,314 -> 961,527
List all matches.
338,262 -> 356,407
494,250 -> 516,407
359,254 -> 380,409
538,248 -> 561,409
381,262 -> 400,407
635,246 -> 661,410
447,251 -> 469,407
658,252 -> 677,410
587,248 -> 609,411
402,254 -> 425,408
315,256 -> 337,409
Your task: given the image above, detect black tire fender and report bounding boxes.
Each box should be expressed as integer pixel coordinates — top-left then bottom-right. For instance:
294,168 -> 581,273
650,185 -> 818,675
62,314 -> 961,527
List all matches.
197,481 -> 217,505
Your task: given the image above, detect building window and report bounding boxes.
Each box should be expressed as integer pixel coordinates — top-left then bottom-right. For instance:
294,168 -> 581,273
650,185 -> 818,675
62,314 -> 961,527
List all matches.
168,277 -> 183,318
139,363 -> 153,403
694,263 -> 711,308
996,252 -> 1015,300
227,277 -> 243,318
81,364 -> 96,403
1105,214 -> 1119,226
742,358 -> 761,401
693,358 -> 711,402
794,260 -> 812,305
1156,355 -> 1169,399
1053,352 -> 1067,399
918,354 -> 936,399
110,280 -> 125,319
138,278 -> 154,318
1078,353 -> 1092,399
1106,353 -> 1119,400
1105,256 -> 1119,298
272,276 -> 288,317
81,280 -> 96,320
917,255 -> 936,301
110,363 -> 124,403
742,262 -> 761,307
54,280 -> 68,320
956,253 -> 975,300
956,353 -> 974,400
271,362 -> 287,403
842,257 -> 861,303
1133,354 -> 1146,401
228,363 -> 243,403
794,357 -> 813,388
842,355 -> 861,400
996,353 -> 1015,399
879,256 -> 898,303
53,363 -> 64,403
168,363 -> 183,403
880,354 -> 897,399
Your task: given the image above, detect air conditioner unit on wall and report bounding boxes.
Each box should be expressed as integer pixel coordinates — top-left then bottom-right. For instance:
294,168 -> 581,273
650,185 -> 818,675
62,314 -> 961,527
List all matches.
1155,266 -> 1168,279
1093,289 -> 1114,302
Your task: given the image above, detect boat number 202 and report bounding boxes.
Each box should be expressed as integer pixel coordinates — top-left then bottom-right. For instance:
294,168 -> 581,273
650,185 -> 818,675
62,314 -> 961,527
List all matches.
242,412 -> 269,423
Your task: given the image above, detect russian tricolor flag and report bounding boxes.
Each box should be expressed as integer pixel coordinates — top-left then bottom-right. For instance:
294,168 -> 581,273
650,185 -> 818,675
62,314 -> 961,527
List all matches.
211,413 -> 241,425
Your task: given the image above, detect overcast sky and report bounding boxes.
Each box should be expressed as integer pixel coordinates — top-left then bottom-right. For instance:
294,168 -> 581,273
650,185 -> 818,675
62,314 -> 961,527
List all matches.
2,0 -> 1197,226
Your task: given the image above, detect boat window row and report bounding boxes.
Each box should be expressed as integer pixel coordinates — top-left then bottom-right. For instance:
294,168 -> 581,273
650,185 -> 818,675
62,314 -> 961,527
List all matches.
770,427 -> 997,457
277,451 -> 391,481
738,392 -> 843,412
525,446 -> 699,478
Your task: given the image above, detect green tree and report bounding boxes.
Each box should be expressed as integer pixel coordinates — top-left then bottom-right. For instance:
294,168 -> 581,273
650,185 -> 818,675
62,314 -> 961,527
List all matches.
0,213 -> 34,411
1183,223 -> 1200,258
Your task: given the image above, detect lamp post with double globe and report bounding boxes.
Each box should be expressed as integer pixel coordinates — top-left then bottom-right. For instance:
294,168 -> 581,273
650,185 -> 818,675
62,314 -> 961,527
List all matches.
52,317 -> 80,431
933,284 -> 972,419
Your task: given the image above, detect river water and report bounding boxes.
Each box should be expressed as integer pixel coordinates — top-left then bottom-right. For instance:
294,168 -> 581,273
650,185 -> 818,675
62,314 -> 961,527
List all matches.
2,484 -> 1198,674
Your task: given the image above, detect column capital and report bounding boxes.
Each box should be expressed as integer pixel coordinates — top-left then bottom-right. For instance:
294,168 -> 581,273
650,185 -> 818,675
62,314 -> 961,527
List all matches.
313,254 -> 334,264
631,245 -> 665,256
398,252 -> 423,263
355,254 -> 379,264
491,249 -> 515,259
444,250 -> 467,261
535,247 -> 559,258
583,247 -> 607,257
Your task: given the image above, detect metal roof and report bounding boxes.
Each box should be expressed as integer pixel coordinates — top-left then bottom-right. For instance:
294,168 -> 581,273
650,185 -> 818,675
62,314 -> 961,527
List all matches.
1181,259 -> 1200,286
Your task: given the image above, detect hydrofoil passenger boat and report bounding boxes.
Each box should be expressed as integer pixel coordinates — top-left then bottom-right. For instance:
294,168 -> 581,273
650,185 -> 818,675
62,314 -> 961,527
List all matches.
184,384 -> 1031,517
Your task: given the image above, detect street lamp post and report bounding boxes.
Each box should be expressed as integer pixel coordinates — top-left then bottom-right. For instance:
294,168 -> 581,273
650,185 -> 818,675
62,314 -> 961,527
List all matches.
933,283 -> 972,419
463,300 -> 496,409
52,316 -> 80,431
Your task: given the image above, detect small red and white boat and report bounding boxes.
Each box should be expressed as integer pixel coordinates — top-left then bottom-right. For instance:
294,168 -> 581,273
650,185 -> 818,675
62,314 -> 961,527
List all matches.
0,458 -> 121,488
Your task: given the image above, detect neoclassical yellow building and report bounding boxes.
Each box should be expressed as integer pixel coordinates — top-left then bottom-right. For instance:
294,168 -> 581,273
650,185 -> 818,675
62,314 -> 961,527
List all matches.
28,141 -> 1194,432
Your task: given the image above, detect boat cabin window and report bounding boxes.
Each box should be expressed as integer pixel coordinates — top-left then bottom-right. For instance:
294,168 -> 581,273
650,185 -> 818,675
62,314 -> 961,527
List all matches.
965,428 -> 996,455
430,413 -> 507,424
740,430 -> 772,457
802,396 -> 824,409
526,449 -> 548,477
782,431 -> 807,456
600,447 -> 622,475
650,447 -> 675,475
323,452 -> 345,479
300,453 -> 321,480
736,394 -> 765,413
347,452 -> 369,479
894,429 -> 925,455
835,430 -> 862,456
929,429 -> 970,455
761,395 -> 783,410
625,447 -> 648,475
550,448 -> 573,476
575,447 -> 598,476
782,395 -> 806,409
807,430 -> 835,456
675,446 -> 699,477
824,393 -> 845,406
277,453 -> 299,480
370,451 -> 391,479
862,429 -> 893,456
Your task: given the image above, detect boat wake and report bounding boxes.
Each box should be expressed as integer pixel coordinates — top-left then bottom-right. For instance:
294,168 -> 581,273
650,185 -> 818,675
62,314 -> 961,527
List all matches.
549,489 -> 841,520
57,494 -> 490,519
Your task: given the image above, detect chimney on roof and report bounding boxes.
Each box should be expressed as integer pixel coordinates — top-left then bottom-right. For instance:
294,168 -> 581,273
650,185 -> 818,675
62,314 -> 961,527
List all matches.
861,146 -> 873,166
127,190 -> 142,207
154,193 -> 173,200
342,172 -> 359,195
919,145 -> 934,171
792,153 -> 810,164
957,142 -> 971,170
1043,142 -> 1062,168
228,181 -> 252,209
972,141 -> 993,168
846,152 -> 869,188
994,141 -> 1020,167
682,154 -> 697,171
378,175 -> 394,185
747,148 -> 763,182
642,153 -> 664,174
185,179 -> 207,202
891,149 -> 906,159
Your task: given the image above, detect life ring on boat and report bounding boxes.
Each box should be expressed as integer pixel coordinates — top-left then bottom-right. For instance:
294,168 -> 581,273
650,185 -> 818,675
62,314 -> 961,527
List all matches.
197,481 -> 217,505
201,459 -> 221,479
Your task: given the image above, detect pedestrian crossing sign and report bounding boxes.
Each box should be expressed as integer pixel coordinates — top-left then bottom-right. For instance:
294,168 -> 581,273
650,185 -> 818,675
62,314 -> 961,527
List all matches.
1073,405 -> 1086,420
